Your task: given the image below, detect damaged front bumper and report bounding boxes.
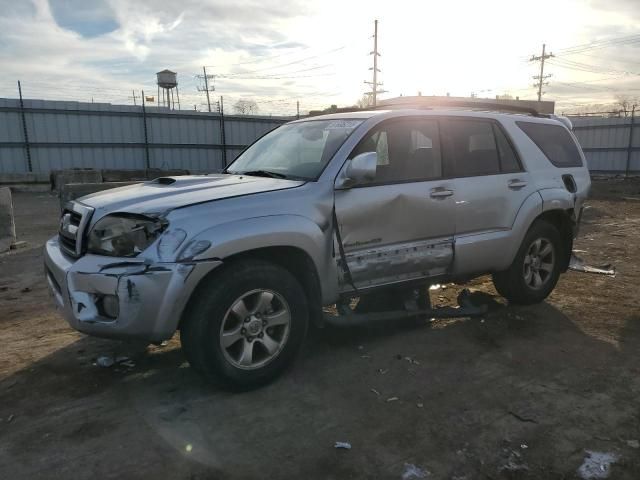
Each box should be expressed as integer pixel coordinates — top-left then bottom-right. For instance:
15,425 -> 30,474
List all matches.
44,236 -> 222,342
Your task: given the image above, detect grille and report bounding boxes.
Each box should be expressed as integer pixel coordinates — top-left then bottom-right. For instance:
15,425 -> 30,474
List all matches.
58,203 -> 93,258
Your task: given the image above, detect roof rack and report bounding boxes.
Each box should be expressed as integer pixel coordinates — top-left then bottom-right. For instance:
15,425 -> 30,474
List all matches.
376,98 -> 544,117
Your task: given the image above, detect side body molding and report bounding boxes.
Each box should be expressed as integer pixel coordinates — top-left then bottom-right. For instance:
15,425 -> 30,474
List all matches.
187,215 -> 339,304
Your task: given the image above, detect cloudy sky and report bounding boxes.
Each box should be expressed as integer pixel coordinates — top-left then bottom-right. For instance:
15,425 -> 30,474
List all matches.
0,0 -> 639,115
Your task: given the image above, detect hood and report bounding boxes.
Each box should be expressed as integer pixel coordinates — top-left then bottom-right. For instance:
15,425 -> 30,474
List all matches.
77,174 -> 305,215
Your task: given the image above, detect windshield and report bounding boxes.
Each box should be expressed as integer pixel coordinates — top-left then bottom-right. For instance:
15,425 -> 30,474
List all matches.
226,119 -> 363,180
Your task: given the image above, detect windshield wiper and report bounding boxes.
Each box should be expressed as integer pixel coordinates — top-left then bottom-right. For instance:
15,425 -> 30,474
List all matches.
237,170 -> 289,179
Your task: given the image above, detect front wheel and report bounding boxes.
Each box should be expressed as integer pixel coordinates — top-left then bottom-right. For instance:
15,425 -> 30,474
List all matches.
493,220 -> 563,305
181,260 -> 309,389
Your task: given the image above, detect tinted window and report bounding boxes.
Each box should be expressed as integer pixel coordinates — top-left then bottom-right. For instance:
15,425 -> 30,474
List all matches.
517,121 -> 583,167
352,119 -> 442,183
442,120 -> 500,177
493,124 -> 521,173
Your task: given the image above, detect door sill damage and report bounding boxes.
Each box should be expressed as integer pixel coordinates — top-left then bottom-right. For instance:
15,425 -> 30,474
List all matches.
323,288 -> 487,327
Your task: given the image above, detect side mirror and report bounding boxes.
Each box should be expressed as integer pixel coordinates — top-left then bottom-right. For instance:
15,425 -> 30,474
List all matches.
344,152 -> 377,185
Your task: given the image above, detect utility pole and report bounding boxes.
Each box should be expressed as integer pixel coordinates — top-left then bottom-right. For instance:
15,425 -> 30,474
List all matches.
530,43 -> 553,102
131,90 -> 137,106
364,19 -> 385,107
296,100 -> 300,119
197,66 -> 216,112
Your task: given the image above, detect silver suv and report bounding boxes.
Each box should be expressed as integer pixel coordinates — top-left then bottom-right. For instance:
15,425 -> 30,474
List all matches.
45,105 -> 590,388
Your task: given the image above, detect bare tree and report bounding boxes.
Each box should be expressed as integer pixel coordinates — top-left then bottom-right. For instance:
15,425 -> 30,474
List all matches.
614,95 -> 639,117
356,94 -> 372,109
233,99 -> 259,115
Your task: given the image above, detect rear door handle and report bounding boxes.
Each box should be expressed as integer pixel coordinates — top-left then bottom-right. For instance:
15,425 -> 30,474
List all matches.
430,188 -> 454,199
508,179 -> 527,189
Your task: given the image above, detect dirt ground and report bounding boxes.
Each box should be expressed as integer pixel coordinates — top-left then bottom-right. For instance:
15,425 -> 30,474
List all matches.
1,179 -> 639,479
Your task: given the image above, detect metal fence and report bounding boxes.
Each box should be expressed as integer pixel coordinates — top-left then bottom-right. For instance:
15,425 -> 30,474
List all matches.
0,97 -> 290,175
2,96 -> 638,176
571,115 -> 639,175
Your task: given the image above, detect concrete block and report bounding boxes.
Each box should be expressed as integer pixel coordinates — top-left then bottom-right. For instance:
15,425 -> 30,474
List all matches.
59,181 -> 141,210
0,187 -> 17,253
52,169 -> 103,191
0,173 -> 51,192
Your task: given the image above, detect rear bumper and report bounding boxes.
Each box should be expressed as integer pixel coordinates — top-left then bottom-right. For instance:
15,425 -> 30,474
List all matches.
44,236 -> 222,342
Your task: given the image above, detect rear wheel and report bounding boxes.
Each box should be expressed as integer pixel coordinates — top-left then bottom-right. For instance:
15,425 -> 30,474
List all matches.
181,260 -> 308,389
492,220 -> 562,305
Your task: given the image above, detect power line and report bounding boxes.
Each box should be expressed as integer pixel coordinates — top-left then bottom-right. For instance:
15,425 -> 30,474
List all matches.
214,45 -> 347,76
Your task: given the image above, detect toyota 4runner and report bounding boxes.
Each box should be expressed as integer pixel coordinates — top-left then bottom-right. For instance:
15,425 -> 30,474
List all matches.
45,105 -> 591,388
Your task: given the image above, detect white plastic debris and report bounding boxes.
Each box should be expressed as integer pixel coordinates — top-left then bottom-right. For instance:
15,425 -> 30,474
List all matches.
577,451 -> 618,479
626,439 -> 639,449
334,441 -> 351,449
96,356 -> 115,368
386,396 -> 399,402
402,463 -> 428,479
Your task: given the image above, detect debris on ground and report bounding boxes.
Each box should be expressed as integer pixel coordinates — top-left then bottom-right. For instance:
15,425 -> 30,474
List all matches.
521,444 -> 528,449
95,355 -> 135,369
334,441 -> 351,449
378,368 -> 388,375
96,356 -> 115,368
7,414 -> 14,423
577,451 -> 619,479
404,356 -> 420,365
386,396 -> 399,402
569,254 -> 616,276
416,403 -> 424,408
402,463 -> 429,479
9,241 -> 27,250
498,448 -> 529,473
370,388 -> 380,396
508,410 -> 539,424
626,439 -> 639,449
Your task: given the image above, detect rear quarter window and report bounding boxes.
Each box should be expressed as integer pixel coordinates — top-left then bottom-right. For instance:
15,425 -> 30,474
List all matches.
516,121 -> 583,167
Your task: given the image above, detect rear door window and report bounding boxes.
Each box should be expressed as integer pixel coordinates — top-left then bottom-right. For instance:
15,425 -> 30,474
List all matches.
493,124 -> 521,173
442,119 -> 501,177
516,121 -> 583,167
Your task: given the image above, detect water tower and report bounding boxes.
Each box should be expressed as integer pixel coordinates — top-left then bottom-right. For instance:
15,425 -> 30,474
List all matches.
156,69 -> 180,109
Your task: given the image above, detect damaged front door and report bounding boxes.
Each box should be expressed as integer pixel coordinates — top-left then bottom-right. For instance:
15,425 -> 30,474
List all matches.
334,117 -> 455,290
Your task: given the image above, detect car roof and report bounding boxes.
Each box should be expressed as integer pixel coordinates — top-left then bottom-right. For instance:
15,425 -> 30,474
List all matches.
296,109 -> 565,126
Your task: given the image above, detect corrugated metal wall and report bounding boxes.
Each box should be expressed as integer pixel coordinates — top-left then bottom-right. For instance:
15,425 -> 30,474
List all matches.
571,116 -> 639,174
0,97 -> 290,174
3,97 -> 637,175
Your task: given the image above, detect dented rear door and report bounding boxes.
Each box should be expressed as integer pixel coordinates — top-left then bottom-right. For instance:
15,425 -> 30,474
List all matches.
334,117 -> 455,290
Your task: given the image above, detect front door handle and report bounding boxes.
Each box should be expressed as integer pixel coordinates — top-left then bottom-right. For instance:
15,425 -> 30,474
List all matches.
508,179 -> 527,189
430,188 -> 454,199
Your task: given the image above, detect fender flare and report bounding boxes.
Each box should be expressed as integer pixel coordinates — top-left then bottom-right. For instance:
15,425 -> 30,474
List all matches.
183,214 -> 337,303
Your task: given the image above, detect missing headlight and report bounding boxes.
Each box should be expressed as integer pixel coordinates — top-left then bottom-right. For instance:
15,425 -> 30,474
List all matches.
88,214 -> 166,257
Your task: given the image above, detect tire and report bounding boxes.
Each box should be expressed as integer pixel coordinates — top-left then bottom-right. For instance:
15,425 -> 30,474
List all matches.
181,260 -> 309,390
492,220 -> 563,305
